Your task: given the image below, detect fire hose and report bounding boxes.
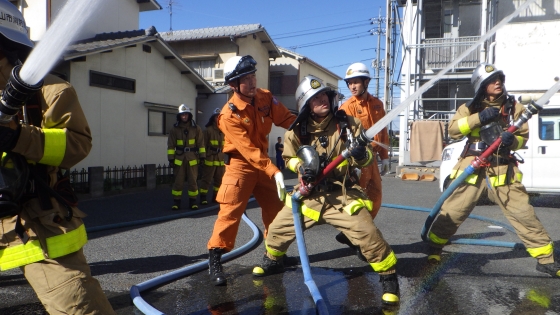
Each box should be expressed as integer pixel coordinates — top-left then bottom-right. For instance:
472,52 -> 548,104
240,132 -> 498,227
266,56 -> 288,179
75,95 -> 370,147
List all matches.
290,127 -> 371,315
421,79 -> 560,245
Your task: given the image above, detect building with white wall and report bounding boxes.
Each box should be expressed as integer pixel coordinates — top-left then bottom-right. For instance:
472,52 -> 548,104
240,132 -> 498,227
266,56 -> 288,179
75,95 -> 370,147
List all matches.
397,0 -> 560,168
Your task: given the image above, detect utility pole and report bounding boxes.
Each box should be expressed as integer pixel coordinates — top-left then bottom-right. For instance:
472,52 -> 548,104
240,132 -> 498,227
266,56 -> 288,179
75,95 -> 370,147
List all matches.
370,8 -> 386,98
167,0 -> 175,31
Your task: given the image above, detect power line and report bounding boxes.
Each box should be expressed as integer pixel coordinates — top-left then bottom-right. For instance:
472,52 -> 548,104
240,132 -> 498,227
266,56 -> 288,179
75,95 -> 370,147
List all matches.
271,19 -> 371,37
274,22 -> 371,40
287,32 -> 372,50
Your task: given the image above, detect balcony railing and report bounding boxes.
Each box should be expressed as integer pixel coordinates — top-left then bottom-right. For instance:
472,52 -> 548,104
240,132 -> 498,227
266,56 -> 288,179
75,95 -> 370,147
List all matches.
418,36 -> 481,70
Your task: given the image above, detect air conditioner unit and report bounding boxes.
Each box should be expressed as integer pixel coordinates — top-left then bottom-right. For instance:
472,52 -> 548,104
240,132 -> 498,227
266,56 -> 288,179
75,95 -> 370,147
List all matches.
213,68 -> 224,80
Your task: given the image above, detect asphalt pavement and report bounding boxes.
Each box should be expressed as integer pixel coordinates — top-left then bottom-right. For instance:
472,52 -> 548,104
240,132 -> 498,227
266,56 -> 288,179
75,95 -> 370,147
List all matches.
1,163 -> 560,315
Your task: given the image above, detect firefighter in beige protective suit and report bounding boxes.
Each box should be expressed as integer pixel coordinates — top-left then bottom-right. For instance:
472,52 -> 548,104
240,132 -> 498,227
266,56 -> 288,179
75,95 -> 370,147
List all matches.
199,108 -> 225,205
252,75 -> 400,306
426,63 -> 560,278
167,104 -> 206,210
0,1 -> 116,313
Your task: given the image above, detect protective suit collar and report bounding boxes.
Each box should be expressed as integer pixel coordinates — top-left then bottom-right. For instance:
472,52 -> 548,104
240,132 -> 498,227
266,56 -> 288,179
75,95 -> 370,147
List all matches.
308,112 -> 333,133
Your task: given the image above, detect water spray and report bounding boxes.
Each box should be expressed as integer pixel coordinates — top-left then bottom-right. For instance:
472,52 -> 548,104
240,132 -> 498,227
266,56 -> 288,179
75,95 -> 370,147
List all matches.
0,0 -> 107,123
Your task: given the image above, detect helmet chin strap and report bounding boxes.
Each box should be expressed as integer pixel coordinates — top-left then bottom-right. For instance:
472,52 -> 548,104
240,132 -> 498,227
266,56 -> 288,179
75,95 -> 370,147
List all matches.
234,79 -> 253,100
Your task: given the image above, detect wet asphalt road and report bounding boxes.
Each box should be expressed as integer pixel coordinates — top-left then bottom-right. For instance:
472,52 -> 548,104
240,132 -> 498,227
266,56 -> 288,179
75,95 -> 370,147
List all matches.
1,164 -> 560,315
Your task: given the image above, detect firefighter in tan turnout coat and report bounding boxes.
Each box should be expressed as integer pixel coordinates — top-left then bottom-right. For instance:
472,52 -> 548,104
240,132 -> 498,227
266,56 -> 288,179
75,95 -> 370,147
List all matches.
199,108 -> 225,204
426,63 -> 560,278
167,104 -> 206,210
252,75 -> 400,306
0,1 -> 116,313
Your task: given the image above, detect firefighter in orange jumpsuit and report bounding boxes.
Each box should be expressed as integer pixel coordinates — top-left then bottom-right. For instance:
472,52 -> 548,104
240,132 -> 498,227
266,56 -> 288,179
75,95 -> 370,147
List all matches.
336,62 -> 390,255
199,108 -> 225,205
206,55 -> 296,286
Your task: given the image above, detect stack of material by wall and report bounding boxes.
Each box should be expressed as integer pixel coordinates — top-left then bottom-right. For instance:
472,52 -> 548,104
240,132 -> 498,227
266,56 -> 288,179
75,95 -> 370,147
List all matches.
410,120 -> 445,163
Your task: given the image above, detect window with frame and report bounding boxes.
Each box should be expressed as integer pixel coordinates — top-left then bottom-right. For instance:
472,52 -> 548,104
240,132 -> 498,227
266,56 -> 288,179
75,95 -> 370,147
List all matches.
148,110 -> 176,136
538,108 -> 560,140
187,60 -> 214,79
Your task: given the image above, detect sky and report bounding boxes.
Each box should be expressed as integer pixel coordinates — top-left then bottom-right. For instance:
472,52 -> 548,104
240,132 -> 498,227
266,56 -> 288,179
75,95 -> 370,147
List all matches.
139,0 -> 401,103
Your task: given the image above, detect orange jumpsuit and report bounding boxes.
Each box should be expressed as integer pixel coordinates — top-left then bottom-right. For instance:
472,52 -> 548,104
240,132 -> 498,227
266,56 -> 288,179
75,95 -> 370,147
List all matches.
339,93 -> 389,219
207,88 -> 296,252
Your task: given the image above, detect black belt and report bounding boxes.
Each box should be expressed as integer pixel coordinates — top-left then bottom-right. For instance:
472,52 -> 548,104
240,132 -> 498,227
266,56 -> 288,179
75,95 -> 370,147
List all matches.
176,147 -> 196,152
209,147 -> 222,153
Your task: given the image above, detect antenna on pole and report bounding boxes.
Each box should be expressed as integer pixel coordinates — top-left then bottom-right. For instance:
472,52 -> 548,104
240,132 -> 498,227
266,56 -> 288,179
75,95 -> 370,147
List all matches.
167,0 -> 180,31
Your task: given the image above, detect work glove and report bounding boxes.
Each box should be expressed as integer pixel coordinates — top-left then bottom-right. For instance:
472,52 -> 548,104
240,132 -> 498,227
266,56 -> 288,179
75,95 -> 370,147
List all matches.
500,131 -> 515,148
478,107 -> 500,126
0,122 -> 20,152
380,159 -> 390,176
350,145 -> 367,160
273,171 -> 286,201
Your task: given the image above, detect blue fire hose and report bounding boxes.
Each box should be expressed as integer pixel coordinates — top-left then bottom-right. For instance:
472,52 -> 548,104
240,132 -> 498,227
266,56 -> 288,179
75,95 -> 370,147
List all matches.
291,194 -> 330,315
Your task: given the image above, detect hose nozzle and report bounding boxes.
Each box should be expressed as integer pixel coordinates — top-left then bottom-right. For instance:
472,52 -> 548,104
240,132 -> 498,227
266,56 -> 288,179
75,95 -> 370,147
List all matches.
0,65 -> 44,123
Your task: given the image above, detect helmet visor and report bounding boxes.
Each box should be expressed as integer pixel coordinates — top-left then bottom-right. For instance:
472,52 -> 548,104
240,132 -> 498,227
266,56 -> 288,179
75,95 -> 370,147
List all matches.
235,55 -> 257,76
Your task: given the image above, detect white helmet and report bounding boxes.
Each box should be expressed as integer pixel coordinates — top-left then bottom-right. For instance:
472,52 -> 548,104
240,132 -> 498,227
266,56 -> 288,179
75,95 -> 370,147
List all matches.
0,1 -> 33,49
289,75 -> 337,131
178,104 -> 191,114
224,55 -> 257,83
344,63 -> 371,81
471,63 -> 505,101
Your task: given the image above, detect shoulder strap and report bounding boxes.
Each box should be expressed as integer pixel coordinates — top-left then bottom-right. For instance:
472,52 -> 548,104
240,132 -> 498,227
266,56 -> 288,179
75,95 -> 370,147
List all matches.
297,118 -> 310,145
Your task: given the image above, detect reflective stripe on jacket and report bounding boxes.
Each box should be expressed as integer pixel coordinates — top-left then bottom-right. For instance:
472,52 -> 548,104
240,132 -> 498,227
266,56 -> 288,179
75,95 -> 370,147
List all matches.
283,113 -> 374,221
0,224 -> 87,271
167,121 -> 205,165
0,57 -> 93,269
204,123 -> 225,166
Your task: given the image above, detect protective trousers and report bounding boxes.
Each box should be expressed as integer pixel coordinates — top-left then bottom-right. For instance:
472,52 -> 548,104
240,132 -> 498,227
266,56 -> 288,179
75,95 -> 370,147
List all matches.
266,195 -> 395,273
359,152 -> 382,219
429,170 -> 554,264
207,156 -> 284,252
199,164 -> 224,197
172,159 -> 198,200
21,249 -> 116,315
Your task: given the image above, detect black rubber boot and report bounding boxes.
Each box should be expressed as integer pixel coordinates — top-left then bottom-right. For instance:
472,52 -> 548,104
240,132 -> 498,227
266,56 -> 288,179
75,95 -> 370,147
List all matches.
252,253 -> 285,277
536,261 -> 560,277
189,198 -> 199,210
335,231 -> 367,262
171,199 -> 181,210
379,273 -> 400,305
201,194 -> 208,205
208,248 -> 227,286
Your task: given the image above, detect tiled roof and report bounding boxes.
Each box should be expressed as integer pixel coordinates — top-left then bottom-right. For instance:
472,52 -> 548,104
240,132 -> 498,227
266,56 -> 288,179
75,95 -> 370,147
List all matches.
67,27 -> 157,55
159,24 -> 263,41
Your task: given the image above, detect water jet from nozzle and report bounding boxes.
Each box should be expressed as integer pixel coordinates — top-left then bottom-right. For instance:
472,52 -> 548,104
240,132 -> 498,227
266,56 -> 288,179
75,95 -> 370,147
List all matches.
0,0 -> 108,123
19,0 -> 108,86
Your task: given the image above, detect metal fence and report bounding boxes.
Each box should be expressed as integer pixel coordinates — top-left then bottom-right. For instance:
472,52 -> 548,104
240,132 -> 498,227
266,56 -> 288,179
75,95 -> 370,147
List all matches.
422,36 -> 480,70
69,164 -> 174,193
